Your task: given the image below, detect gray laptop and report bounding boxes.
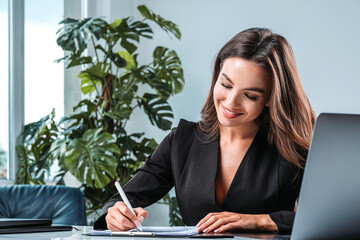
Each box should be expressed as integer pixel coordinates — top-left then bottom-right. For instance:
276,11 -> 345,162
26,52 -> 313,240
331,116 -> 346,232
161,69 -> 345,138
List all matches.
290,113 -> 360,240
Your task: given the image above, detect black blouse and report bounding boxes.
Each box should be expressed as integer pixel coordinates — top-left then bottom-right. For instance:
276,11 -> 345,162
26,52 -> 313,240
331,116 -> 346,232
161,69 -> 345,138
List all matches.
94,119 -> 303,233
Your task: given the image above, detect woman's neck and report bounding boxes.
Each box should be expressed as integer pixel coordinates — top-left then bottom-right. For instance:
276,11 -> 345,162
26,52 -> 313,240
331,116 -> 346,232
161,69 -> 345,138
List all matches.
219,122 -> 260,143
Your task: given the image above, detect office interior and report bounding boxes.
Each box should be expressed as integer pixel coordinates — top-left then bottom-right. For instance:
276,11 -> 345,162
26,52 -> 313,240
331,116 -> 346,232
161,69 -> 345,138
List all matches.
1,0 -> 360,228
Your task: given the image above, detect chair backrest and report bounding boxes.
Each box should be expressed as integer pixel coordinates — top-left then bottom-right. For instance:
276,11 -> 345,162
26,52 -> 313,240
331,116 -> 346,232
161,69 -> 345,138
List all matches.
0,184 -> 87,226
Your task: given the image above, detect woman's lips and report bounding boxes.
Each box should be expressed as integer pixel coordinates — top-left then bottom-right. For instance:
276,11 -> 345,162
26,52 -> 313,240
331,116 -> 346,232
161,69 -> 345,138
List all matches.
220,102 -> 243,119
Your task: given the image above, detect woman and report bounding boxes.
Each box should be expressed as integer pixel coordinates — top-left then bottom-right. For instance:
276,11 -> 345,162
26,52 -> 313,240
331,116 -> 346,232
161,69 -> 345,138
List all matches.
94,27 -> 315,233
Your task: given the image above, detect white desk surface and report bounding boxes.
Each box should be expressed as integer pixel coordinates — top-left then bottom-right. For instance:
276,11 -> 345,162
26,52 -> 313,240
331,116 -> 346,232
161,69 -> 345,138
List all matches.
0,226 -> 286,240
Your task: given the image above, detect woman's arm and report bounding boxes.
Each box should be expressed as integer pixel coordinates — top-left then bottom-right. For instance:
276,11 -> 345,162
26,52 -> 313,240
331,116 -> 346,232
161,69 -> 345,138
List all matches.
93,128 -> 177,230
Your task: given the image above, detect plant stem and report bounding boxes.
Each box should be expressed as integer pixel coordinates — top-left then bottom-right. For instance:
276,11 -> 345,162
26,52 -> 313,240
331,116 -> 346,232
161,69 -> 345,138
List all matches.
91,36 -> 100,63
103,40 -> 113,64
90,78 -> 101,98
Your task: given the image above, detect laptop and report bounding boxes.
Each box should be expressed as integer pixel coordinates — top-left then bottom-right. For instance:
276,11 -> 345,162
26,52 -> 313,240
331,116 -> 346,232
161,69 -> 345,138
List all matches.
290,113 -> 360,239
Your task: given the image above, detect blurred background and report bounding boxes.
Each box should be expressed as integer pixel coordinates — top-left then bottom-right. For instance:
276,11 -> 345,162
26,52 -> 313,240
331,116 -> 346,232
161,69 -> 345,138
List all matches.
1,0 -> 359,225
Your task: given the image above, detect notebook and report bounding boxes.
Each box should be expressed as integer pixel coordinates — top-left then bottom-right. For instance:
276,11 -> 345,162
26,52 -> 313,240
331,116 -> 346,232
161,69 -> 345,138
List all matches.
91,226 -> 200,237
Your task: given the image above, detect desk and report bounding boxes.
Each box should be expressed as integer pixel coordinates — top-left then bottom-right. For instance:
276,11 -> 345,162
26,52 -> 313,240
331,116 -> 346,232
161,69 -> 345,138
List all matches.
0,226 -> 289,239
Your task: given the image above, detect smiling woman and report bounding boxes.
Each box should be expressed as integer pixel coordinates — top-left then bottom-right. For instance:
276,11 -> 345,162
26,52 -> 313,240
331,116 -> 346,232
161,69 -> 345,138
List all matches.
94,27 -> 315,234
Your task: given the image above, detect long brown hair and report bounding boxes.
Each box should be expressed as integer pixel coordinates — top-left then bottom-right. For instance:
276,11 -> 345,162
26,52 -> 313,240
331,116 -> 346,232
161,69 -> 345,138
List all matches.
200,28 -> 315,169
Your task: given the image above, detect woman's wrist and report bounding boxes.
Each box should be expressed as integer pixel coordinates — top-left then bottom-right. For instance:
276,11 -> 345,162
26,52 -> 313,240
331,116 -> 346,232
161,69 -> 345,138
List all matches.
256,214 -> 278,232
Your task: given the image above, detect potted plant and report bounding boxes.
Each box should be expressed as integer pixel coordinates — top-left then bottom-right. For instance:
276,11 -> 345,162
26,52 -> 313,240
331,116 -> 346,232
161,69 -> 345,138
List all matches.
16,5 -> 184,225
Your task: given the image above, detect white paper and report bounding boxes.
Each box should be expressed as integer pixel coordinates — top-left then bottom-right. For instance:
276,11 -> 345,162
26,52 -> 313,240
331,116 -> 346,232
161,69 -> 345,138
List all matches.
91,226 -> 199,237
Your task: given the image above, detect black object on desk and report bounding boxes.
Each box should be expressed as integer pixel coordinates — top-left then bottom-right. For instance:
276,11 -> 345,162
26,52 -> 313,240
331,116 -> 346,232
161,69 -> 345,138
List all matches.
0,218 -> 73,234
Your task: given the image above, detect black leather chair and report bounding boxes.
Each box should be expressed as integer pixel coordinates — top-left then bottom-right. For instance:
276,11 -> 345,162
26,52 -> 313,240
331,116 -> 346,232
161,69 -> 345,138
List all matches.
0,185 -> 87,226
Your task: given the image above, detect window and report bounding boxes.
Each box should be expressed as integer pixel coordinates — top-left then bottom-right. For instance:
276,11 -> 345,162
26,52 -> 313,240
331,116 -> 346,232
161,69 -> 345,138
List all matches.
1,0 -> 64,183
24,0 -> 64,124
0,0 -> 9,179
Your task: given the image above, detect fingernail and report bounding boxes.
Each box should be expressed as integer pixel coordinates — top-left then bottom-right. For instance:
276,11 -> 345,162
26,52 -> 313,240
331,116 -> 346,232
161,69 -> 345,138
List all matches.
214,228 -> 220,233
139,216 -> 144,223
203,228 -> 209,233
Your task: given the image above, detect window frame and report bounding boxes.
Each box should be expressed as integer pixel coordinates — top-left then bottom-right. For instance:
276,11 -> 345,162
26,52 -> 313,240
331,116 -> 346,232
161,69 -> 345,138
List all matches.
0,0 -> 111,185
0,0 -> 25,185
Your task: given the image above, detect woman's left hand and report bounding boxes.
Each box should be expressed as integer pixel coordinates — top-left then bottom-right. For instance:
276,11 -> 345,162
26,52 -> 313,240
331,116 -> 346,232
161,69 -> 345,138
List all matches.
196,212 -> 277,233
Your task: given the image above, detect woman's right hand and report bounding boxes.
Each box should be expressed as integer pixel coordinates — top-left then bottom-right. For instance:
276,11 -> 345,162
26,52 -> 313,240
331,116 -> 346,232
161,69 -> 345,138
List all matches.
105,201 -> 148,231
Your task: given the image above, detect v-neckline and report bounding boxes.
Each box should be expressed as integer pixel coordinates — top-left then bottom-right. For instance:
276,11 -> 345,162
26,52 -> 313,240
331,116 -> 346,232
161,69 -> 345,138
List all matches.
213,126 -> 263,209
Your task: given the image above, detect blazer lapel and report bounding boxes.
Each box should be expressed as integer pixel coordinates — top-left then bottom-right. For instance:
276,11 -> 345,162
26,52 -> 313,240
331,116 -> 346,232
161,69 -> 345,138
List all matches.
177,133 -> 222,224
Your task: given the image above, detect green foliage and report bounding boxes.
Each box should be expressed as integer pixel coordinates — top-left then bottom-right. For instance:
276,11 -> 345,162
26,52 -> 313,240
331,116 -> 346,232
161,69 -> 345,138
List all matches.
16,5 -> 184,225
64,128 -> 120,189
16,110 -> 59,184
137,5 -> 181,39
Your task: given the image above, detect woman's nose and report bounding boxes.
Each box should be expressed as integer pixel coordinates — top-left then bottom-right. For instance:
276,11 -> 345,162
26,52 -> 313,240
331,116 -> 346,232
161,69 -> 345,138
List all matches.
226,91 -> 241,107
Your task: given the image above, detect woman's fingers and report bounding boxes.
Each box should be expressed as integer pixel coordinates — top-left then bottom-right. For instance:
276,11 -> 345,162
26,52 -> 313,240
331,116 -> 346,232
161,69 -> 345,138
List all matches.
198,213 -> 237,233
106,213 -> 134,231
106,211 -> 135,231
117,202 -> 138,222
106,201 -> 137,231
205,215 -> 239,233
197,212 -> 229,232
196,212 -> 266,233
134,207 -> 148,223
196,212 -> 220,228
213,222 -> 237,233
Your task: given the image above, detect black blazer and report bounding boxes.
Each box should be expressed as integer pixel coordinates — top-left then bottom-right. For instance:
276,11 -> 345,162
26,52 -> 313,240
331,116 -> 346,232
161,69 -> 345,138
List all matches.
94,119 -> 302,233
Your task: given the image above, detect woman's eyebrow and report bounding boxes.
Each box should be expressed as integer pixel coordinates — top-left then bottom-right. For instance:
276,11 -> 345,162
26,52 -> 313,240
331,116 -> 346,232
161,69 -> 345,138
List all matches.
221,73 -> 234,84
222,73 -> 264,93
244,87 -> 264,93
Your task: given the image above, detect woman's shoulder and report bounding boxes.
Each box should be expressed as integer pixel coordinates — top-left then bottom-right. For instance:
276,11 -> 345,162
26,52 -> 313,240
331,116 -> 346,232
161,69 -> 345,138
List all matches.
178,118 -> 198,129
171,119 -> 212,142
169,119 -> 198,133
166,118 -> 218,147
162,119 -> 200,154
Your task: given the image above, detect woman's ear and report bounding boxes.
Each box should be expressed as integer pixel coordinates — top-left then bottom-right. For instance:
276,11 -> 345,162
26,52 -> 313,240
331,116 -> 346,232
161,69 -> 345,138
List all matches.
265,101 -> 270,107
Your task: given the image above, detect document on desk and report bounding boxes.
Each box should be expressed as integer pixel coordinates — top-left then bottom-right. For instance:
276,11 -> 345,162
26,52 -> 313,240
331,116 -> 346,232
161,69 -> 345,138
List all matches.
91,226 -> 199,237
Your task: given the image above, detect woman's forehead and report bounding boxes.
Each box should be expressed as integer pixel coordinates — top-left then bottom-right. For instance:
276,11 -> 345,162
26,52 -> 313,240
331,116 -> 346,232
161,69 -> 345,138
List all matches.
220,57 -> 271,88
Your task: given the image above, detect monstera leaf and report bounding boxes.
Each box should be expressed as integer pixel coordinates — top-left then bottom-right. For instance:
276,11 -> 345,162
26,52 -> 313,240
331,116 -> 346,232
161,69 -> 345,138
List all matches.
107,18 -> 152,54
139,93 -> 173,130
143,47 -> 184,99
78,63 -> 109,95
16,110 -> 59,184
56,17 -> 107,55
16,145 -> 34,184
137,5 -> 181,39
64,128 -> 120,188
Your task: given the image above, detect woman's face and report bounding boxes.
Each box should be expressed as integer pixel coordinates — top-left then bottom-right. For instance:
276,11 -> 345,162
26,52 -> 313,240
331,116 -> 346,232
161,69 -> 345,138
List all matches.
213,57 -> 272,128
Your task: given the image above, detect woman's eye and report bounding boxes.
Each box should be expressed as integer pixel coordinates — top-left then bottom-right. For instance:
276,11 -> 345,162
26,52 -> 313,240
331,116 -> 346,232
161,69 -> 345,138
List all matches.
221,82 -> 231,89
245,94 -> 258,101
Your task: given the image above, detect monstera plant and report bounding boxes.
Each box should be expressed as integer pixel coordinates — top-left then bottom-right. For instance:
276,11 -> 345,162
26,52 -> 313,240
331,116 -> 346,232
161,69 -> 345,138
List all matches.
16,5 -> 184,226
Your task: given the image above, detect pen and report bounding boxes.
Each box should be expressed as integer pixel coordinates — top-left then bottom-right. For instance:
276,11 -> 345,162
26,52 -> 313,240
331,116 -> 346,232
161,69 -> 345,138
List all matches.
115,182 -> 143,231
